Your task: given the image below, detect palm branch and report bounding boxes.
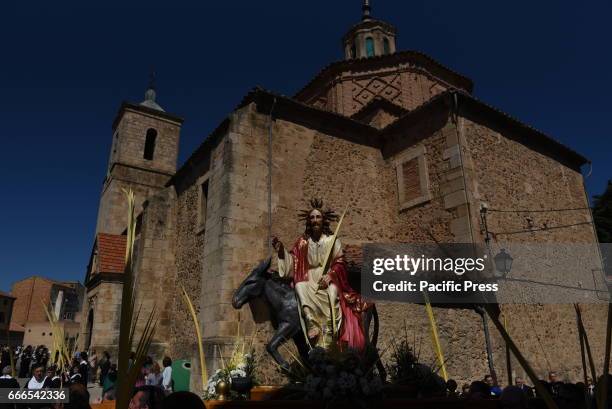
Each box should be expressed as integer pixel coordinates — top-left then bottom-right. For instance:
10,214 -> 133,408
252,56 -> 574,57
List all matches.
115,189 -> 158,409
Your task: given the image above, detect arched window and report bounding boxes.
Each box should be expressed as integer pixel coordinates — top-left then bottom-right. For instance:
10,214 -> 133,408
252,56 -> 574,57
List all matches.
383,38 -> 390,55
144,128 -> 157,160
365,37 -> 375,57
351,43 -> 357,59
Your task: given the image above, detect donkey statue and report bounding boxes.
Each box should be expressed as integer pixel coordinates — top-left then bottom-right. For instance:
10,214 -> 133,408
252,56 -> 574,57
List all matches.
232,258 -> 384,375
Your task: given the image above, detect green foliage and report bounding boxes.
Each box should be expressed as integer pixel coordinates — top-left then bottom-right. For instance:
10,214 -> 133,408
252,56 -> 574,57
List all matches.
386,338 -> 446,397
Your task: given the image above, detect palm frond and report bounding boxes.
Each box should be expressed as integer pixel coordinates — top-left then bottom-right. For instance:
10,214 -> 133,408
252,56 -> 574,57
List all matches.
180,284 -> 208,391
115,189 -> 159,409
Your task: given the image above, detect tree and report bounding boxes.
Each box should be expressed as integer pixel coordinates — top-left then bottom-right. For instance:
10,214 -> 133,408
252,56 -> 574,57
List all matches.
593,180 -> 612,243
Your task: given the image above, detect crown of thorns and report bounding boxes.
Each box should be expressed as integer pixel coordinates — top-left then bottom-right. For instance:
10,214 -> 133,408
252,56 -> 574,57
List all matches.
298,198 -> 339,223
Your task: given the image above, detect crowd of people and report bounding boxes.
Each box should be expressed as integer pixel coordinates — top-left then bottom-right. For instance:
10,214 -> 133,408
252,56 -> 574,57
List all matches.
3,344 -> 611,409
0,344 -> 181,409
0,345 -> 204,409
445,371 -> 605,409
0,345 -> 93,389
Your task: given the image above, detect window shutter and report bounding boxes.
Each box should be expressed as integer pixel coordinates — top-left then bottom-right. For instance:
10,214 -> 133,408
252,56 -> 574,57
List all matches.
402,158 -> 421,202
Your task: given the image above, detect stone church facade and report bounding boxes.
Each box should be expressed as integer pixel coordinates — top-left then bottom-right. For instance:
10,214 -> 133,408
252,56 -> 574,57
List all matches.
80,3 -> 608,389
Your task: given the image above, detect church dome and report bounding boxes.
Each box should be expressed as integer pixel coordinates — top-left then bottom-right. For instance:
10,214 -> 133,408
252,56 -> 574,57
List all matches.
140,86 -> 165,112
342,0 -> 397,60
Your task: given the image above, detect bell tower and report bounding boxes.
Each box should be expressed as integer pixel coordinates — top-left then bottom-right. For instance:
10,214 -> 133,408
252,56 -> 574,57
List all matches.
342,0 -> 397,60
96,78 -> 183,234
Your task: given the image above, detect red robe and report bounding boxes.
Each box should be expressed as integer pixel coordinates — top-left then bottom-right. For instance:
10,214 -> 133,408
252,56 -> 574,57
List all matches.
289,236 -> 368,351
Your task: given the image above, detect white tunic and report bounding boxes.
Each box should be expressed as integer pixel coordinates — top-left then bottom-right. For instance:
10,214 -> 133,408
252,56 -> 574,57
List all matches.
278,234 -> 343,346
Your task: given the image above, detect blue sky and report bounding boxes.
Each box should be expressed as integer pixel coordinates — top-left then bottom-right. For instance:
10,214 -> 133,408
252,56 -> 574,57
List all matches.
1,0 -> 610,292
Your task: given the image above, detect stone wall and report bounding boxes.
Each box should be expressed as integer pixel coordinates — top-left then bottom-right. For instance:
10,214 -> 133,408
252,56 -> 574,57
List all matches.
84,281 -> 123,359
205,103 -> 490,385
96,164 -> 172,235
112,109 -> 181,176
161,94 -> 606,390
462,116 -> 608,384
132,187 -> 178,357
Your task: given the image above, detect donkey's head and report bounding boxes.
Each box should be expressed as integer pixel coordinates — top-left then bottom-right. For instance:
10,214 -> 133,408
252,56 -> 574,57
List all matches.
232,257 -> 271,309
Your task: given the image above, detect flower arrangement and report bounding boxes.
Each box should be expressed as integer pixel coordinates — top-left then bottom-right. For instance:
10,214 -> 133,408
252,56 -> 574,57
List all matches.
284,346 -> 384,401
202,335 -> 258,400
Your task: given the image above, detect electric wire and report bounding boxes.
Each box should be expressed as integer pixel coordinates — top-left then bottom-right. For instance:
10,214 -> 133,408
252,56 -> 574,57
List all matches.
489,221 -> 593,236
487,207 -> 591,213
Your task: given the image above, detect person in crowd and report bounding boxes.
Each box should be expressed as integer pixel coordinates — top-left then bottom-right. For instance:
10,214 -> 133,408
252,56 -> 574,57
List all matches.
467,381 -> 491,400
484,374 -> 502,396
161,357 -> 173,396
128,351 -> 136,370
586,377 -> 595,398
535,379 -> 552,397
64,383 -> 92,409
78,352 -> 88,385
460,383 -> 471,397
26,364 -> 51,389
39,346 -> 49,370
69,365 -> 83,385
0,346 -> 11,373
0,365 -> 19,388
500,385 -> 529,409
548,371 -> 562,396
556,382 -> 585,409
129,385 -> 165,409
88,349 -> 98,384
446,379 -> 459,398
99,351 -> 111,387
136,356 -> 153,387
102,364 -> 118,401
0,366 -> 19,409
47,364 -> 63,388
515,376 -> 534,398
162,392 -> 205,409
146,362 -> 163,388
19,345 -> 33,378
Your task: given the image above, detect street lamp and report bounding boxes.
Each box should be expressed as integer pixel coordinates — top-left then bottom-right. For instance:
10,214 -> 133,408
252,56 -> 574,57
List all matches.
494,248 -> 513,278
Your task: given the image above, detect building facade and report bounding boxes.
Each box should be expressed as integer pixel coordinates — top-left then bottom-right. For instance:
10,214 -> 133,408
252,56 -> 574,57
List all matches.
11,276 -> 84,348
0,291 -> 22,346
82,3 -> 608,388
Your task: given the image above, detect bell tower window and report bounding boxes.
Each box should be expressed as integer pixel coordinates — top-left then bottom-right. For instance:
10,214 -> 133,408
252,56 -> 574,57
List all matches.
383,37 -> 390,55
144,128 -> 157,160
365,37 -> 375,57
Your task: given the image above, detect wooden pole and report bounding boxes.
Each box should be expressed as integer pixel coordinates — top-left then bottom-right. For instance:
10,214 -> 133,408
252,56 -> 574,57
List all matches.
504,315 -> 512,386
484,304 -> 559,409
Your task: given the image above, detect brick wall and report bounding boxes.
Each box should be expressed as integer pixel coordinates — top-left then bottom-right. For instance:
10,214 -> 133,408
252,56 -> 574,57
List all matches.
11,277 -> 54,326
302,64 -> 449,117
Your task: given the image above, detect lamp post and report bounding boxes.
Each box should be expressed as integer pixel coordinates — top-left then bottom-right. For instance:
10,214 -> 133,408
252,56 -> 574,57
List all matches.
494,248 -> 513,278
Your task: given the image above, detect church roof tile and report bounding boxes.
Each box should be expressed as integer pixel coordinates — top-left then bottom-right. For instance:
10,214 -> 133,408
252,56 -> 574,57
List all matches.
294,50 -> 474,102
97,233 -> 126,274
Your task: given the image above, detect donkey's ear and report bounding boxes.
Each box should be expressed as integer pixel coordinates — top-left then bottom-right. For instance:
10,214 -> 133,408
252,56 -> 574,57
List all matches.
257,257 -> 272,274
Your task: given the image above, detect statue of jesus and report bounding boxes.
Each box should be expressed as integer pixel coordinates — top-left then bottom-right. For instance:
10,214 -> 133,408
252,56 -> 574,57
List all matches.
272,199 -> 367,351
